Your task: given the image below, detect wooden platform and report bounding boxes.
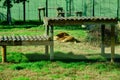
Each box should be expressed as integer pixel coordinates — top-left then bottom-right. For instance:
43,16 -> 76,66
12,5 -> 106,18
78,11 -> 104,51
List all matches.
0,35 -> 54,63
44,17 -> 117,26
44,17 -> 118,63
0,35 -> 51,46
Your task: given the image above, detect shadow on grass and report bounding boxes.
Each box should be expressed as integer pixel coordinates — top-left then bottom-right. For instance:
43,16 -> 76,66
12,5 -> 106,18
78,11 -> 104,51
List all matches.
24,52 -> 120,63
1,51 -> 120,63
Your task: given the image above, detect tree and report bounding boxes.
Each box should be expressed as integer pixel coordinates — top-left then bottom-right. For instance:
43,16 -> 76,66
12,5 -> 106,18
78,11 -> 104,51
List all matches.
0,0 -> 12,25
0,0 -> 29,24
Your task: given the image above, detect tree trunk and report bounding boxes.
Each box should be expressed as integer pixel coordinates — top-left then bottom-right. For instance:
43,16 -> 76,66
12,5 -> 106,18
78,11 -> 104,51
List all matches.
117,0 -> 119,19
46,0 -> 48,17
23,1 -> 26,22
93,0 -> 95,16
7,0 -> 11,25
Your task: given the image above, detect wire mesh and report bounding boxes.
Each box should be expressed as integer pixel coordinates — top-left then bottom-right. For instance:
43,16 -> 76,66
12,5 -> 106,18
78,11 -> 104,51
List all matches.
0,0 -> 119,21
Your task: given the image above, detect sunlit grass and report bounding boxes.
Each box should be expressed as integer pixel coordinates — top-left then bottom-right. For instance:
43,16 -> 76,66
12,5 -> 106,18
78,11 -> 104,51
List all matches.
0,61 -> 120,80
0,25 -> 120,80
0,25 -> 45,36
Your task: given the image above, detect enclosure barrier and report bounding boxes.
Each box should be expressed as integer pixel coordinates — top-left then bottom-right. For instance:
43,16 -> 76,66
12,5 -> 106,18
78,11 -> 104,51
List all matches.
0,35 -> 54,63
43,17 -> 118,63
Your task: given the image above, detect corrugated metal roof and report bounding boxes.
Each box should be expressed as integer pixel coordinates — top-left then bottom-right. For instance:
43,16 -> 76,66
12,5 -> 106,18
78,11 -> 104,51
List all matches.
46,17 -> 117,21
44,17 -> 118,26
0,35 -> 50,42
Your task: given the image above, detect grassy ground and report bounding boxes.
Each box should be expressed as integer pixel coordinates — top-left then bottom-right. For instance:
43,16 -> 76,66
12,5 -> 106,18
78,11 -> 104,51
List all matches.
1,61 -> 120,80
0,25 -> 120,80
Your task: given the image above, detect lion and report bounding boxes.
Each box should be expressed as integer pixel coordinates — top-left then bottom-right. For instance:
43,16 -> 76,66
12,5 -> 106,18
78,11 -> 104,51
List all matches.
54,32 -> 80,43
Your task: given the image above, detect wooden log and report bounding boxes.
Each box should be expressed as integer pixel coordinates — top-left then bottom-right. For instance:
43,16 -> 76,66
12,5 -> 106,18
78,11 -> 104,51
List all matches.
12,35 -> 16,41
14,36 -> 19,41
20,35 -> 25,41
17,35 -> 22,41
36,35 -> 42,41
43,36 -> 47,41
34,36 -> 38,41
8,36 -> 12,41
23,35 -> 29,41
1,46 -> 6,63
28,36 -> 33,41
32,36 -> 37,41
111,25 -> 115,63
44,35 -> 49,40
101,24 -> 105,54
3,36 -> 7,41
15,36 -> 19,41
0,36 -> 3,41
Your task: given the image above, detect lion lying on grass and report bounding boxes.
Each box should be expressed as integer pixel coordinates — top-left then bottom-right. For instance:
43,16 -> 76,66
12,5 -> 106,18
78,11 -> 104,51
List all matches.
54,32 -> 80,43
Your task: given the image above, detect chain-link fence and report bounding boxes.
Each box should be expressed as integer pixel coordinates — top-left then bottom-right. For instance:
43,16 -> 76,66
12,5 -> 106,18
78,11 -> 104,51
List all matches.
0,0 -> 119,21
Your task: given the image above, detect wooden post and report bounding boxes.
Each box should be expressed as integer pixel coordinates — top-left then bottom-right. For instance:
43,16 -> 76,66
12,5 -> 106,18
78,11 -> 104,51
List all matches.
1,46 -> 6,63
49,25 -> 54,60
101,24 -> 105,54
45,25 -> 49,55
111,25 -> 115,63
43,8 -> 45,17
38,7 -> 45,22
38,9 -> 41,22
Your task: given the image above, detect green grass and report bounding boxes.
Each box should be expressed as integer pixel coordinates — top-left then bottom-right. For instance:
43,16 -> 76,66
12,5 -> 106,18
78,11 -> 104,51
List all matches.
11,76 -> 30,80
0,25 -> 45,36
7,52 -> 29,63
0,61 -> 120,80
0,25 -> 87,39
0,25 -> 120,80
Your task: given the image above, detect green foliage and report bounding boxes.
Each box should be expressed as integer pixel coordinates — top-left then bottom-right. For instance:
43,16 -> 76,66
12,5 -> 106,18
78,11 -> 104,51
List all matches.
12,76 -> 30,80
91,62 -> 120,74
10,61 -> 50,70
83,75 -> 90,80
57,61 -> 87,69
0,66 -> 4,71
93,63 -> 108,72
7,52 -> 29,63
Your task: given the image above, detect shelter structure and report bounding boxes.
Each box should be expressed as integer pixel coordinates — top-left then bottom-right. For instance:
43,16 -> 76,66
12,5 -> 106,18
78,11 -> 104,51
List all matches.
43,17 -> 118,62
